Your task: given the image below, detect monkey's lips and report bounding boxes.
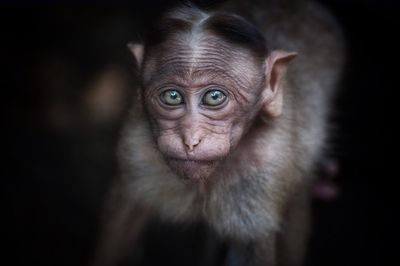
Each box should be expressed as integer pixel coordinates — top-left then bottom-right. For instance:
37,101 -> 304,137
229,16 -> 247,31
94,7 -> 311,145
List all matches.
166,158 -> 218,180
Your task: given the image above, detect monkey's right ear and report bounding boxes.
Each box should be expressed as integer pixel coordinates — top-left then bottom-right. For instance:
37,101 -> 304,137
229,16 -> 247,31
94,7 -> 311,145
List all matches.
127,43 -> 145,68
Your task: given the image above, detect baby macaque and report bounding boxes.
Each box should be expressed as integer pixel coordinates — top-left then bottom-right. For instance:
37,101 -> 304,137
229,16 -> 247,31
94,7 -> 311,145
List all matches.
91,1 -> 344,265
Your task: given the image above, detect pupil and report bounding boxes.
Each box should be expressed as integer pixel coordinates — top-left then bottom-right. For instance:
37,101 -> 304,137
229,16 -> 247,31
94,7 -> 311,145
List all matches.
170,91 -> 177,99
211,91 -> 220,100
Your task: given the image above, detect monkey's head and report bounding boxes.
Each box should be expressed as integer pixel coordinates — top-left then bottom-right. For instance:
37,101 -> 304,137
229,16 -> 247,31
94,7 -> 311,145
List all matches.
129,7 -> 296,181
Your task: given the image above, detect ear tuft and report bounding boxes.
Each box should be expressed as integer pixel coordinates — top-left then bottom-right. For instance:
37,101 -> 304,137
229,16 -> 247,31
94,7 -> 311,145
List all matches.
127,43 -> 145,67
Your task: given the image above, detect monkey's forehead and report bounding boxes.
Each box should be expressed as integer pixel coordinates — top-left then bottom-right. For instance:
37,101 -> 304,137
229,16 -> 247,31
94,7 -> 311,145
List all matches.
142,41 -> 264,90
147,34 -> 261,63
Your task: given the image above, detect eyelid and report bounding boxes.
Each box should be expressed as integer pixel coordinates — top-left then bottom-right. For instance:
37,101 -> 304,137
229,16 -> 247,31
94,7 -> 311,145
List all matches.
158,85 -> 184,94
202,85 -> 229,96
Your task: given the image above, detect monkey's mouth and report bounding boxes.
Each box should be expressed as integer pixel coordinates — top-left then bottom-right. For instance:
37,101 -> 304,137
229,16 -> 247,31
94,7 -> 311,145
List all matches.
166,158 -> 218,180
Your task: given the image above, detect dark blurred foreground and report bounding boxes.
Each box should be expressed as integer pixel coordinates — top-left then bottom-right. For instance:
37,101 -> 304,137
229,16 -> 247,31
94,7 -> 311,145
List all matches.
2,1 -> 398,266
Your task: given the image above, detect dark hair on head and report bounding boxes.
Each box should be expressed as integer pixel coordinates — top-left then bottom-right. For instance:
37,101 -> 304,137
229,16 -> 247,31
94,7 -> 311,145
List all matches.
145,4 -> 268,59
204,12 -> 268,59
144,4 -> 208,47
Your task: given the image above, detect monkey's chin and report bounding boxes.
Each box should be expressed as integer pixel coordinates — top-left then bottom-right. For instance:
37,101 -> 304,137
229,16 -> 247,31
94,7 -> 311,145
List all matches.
166,158 -> 218,181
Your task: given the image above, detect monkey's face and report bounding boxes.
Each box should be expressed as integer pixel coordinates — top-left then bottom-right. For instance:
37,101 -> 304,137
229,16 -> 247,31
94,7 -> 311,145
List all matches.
141,42 -> 266,181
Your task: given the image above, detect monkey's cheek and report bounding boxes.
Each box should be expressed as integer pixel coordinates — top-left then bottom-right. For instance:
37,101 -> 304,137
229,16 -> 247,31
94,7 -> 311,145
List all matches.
166,159 -> 218,180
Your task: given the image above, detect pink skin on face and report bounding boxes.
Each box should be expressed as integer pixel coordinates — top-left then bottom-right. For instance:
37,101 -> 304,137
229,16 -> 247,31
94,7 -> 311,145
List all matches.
140,35 -> 294,181
152,84 -> 250,180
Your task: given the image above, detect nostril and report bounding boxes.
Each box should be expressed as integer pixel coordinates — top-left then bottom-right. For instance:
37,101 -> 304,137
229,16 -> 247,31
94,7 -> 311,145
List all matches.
185,138 -> 201,152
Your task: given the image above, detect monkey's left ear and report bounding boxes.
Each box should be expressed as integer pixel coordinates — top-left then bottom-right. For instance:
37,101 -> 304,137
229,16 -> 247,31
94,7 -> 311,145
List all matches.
262,50 -> 297,117
127,43 -> 145,68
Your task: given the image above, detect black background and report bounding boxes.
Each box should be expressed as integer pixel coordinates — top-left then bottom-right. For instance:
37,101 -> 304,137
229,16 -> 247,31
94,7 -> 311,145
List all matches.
2,0 -> 398,265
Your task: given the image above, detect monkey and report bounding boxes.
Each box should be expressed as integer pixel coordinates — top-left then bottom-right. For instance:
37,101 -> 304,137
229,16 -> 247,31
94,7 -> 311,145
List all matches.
90,0 -> 345,265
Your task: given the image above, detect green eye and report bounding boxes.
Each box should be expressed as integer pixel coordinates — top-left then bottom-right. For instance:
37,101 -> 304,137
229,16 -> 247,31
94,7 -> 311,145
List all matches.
202,89 -> 226,106
160,89 -> 183,106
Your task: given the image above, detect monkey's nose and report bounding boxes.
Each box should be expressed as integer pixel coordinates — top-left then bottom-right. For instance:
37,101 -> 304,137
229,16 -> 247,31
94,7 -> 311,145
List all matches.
184,138 -> 201,152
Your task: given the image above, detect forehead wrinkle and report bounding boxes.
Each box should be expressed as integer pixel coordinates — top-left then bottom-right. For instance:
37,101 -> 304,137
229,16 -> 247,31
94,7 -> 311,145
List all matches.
144,52 -> 193,88
172,33 -> 253,73
144,36 -> 263,97
191,39 -> 263,89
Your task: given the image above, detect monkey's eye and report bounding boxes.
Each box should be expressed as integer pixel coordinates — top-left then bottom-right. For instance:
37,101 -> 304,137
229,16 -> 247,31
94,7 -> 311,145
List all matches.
202,89 -> 227,106
160,90 -> 184,106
